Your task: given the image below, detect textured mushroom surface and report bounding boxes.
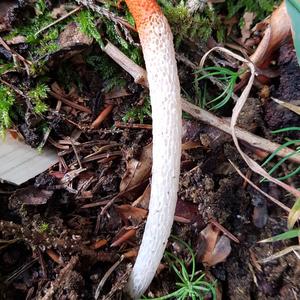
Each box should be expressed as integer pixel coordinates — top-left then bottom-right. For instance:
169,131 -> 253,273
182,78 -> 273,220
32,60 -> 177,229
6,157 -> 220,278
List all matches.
125,0 -> 182,298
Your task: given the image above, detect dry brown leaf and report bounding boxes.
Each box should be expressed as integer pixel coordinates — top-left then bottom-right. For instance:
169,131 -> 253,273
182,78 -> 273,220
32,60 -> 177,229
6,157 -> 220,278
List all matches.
200,224 -> 220,264
200,224 -> 231,266
250,2 -> 291,68
241,12 -> 256,43
116,204 -> 147,224
132,184 -> 151,208
51,4 -> 68,18
120,143 -> 152,192
210,236 -> 231,265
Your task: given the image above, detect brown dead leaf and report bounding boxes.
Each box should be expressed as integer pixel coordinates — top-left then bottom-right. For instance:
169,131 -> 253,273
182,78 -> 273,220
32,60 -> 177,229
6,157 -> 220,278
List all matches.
51,4 -> 68,19
199,224 -> 232,266
241,12 -> 256,43
123,248 -> 138,258
116,204 -> 147,224
58,22 -> 93,48
120,143 -> 152,192
132,184 -> 151,208
200,224 -> 220,263
210,236 -> 231,265
175,199 -> 199,224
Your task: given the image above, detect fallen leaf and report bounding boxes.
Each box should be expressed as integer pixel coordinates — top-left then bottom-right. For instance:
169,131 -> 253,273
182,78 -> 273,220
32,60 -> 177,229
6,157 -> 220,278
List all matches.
132,184 -> 151,208
120,143 -> 152,192
51,4 -> 68,19
241,12 -> 256,43
116,204 -> 147,224
58,22 -> 93,48
199,224 -> 232,266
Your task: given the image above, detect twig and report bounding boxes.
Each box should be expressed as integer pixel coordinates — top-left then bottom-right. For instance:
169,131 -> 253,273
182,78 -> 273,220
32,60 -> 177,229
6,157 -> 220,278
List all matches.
95,255 -> 124,300
114,121 -> 152,130
103,42 -> 300,165
91,104 -> 114,129
49,91 -> 91,113
104,42 -> 148,85
35,6 -> 82,37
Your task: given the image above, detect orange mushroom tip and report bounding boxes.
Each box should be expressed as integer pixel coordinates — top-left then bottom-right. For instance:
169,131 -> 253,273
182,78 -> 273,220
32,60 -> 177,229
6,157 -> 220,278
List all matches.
124,0 -> 162,31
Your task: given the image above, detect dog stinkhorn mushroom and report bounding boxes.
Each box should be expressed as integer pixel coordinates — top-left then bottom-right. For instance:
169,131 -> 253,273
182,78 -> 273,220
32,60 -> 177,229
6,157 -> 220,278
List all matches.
124,0 -> 182,298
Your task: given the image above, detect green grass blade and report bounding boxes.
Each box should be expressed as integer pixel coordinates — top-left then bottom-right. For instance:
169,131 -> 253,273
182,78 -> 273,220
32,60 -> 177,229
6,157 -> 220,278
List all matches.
261,139 -> 300,167
271,127 -> 300,134
259,228 -> 300,243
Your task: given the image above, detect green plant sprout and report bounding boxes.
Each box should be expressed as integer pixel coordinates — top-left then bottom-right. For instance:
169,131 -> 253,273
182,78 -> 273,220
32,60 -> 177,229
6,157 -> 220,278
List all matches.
194,66 -> 242,111
261,127 -> 300,182
38,222 -> 49,234
0,85 -> 15,139
28,83 -> 50,114
122,98 -> 151,124
143,236 -> 216,300
259,228 -> 300,243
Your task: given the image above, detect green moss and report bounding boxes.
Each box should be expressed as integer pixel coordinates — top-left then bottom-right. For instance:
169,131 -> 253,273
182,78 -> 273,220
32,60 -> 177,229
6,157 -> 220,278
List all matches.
122,97 -> 151,124
28,83 -> 50,114
0,85 -> 15,138
76,9 -> 104,48
158,0 -> 224,47
5,5 -> 68,60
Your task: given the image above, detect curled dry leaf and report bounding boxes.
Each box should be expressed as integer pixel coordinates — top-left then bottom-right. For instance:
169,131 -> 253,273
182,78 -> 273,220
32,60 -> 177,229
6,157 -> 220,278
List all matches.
250,1 -> 291,68
119,143 -> 152,192
199,223 -> 232,266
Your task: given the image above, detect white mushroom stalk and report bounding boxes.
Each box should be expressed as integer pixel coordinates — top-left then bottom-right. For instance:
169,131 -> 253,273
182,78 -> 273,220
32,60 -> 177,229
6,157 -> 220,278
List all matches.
124,0 -> 182,298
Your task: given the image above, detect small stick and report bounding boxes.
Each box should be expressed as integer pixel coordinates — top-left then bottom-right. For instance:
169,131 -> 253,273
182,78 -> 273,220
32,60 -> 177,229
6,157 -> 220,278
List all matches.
114,121 -> 152,130
35,6 -> 82,37
104,42 -> 300,165
91,104 -> 114,129
104,42 -> 148,86
49,91 -> 91,113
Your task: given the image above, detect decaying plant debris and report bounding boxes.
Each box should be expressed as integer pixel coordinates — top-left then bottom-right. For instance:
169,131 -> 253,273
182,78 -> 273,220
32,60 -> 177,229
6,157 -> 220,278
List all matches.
0,1 -> 300,299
